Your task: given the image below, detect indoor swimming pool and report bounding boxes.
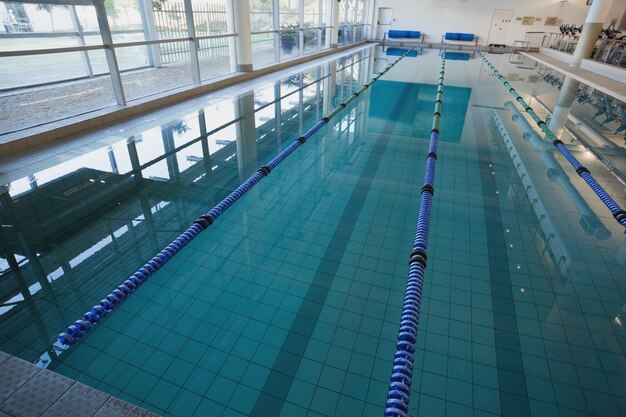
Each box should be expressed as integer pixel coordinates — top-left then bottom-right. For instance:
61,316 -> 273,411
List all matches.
1,45 -> 625,417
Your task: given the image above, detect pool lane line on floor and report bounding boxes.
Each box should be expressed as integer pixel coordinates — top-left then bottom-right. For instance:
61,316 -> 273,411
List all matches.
249,79 -> 417,417
475,110 -> 532,417
384,57 -> 446,417
477,51 -> 626,229
56,50 -> 414,348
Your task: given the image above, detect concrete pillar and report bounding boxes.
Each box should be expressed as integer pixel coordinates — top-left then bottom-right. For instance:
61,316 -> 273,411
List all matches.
571,0 -> 614,67
547,76 -> 580,138
232,0 -> 253,72
330,0 -> 340,48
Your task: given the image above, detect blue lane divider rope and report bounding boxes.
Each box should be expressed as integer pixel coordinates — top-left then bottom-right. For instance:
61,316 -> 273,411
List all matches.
58,49 -> 413,346
477,51 -> 626,229
385,57 -> 446,417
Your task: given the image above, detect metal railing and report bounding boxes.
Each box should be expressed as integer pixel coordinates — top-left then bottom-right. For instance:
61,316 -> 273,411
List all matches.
543,32 -> 579,53
594,38 -> 626,67
0,33 -> 238,89
542,32 -> 626,68
250,25 -> 336,66
338,23 -> 369,45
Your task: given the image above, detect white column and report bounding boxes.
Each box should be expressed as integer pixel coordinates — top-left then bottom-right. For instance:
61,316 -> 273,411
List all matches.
232,0 -> 253,72
94,0 -> 126,105
330,0 -> 340,48
571,0 -> 614,67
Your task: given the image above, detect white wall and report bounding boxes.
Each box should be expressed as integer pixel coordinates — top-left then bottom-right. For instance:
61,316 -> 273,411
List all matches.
370,0 -> 626,46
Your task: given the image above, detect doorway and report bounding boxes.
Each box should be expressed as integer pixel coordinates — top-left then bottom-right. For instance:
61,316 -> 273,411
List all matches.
376,7 -> 392,40
487,9 -> 513,46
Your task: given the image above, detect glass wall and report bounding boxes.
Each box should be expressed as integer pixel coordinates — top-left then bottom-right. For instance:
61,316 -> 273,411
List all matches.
338,0 -> 366,45
250,0 -> 356,69
0,0 -> 369,136
250,0 -> 276,67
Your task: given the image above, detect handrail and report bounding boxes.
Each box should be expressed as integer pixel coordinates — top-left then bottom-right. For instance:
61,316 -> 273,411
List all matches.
0,44 -> 106,57
384,57 -> 446,417
0,29 -> 144,39
0,33 -> 238,57
477,51 -> 626,228
250,26 -> 334,36
57,49 -> 414,347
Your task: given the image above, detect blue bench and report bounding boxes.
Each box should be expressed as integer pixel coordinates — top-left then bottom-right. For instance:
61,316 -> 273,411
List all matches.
442,32 -> 478,45
383,30 -> 425,44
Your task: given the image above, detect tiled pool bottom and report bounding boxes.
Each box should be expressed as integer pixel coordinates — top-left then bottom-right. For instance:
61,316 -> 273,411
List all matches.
47,82 -> 435,416
43,79 -> 519,417
5,49 -> 626,417
0,350 -> 158,417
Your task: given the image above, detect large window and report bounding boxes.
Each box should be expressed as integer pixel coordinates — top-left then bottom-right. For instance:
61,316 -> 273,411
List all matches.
250,0 -> 275,67
0,0 -> 369,137
339,0 -> 366,45
250,0 -> 343,69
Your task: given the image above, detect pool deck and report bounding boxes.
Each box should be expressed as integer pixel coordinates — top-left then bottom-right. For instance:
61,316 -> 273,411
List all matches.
0,350 -> 159,417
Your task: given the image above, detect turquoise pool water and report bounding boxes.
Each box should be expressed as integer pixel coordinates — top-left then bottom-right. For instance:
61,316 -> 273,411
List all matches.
1,46 -> 625,417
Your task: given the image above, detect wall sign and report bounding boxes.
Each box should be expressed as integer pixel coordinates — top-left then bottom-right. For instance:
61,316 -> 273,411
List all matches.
545,16 -> 558,26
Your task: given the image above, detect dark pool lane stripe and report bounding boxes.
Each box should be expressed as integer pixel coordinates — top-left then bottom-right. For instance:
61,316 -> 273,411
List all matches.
250,82 -> 415,417
475,112 -> 531,417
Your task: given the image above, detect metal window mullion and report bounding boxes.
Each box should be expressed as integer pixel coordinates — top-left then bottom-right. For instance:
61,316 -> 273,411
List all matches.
93,0 -> 126,106
69,5 -> 93,77
272,0 -> 280,62
139,0 -> 162,68
0,44 -> 105,57
317,0 -> 322,51
183,0 -> 201,84
351,1 -> 356,43
299,0 -> 304,56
